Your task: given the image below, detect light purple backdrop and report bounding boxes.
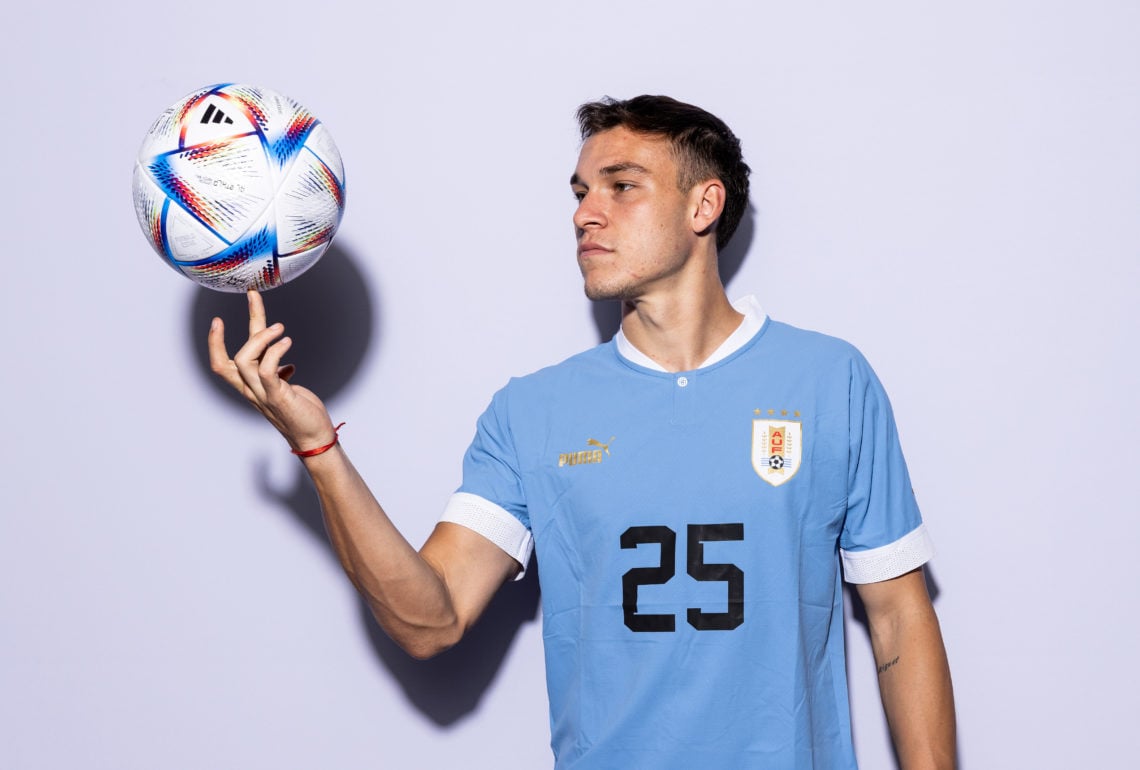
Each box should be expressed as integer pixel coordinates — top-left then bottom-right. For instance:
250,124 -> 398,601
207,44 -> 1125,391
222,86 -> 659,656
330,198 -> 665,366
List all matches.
3,2 -> 1138,767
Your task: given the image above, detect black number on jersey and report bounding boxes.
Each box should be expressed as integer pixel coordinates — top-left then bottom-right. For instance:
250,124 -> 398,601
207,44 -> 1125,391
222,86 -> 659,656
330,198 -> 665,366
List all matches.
620,523 -> 745,632
620,526 -> 677,631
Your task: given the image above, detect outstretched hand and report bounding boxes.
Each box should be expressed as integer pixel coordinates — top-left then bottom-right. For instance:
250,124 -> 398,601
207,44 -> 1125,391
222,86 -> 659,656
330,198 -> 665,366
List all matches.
208,289 -> 338,453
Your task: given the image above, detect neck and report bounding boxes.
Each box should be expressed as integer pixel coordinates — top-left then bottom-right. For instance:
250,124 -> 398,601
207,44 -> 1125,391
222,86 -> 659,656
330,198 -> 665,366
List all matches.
619,261 -> 743,372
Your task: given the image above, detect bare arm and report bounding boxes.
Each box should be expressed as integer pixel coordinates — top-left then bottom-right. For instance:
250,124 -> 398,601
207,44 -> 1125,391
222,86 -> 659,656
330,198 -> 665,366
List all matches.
208,290 -> 518,658
855,567 -> 956,770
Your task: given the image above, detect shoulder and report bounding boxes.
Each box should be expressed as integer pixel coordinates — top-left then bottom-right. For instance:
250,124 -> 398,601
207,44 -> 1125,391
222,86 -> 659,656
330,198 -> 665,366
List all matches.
755,318 -> 872,372
476,342 -> 625,443
476,342 -> 621,420
500,341 -> 621,394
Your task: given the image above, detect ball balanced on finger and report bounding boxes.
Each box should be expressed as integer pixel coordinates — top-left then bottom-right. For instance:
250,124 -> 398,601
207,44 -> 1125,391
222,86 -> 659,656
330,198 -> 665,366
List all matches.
132,83 -> 347,292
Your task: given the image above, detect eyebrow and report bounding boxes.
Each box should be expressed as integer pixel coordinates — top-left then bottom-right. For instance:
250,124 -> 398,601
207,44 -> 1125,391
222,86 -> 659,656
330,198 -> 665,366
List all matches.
570,162 -> 652,186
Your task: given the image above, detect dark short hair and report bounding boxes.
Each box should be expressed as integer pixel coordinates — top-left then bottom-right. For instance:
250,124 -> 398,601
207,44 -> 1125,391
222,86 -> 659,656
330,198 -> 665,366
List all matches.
576,95 -> 751,250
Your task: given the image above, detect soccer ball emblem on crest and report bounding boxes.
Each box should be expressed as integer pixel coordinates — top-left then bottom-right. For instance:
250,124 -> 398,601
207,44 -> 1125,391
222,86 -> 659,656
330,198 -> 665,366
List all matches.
752,418 -> 803,487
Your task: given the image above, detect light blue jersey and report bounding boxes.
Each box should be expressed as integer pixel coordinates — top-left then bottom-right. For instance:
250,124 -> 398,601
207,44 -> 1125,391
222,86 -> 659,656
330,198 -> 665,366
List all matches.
443,300 -> 933,769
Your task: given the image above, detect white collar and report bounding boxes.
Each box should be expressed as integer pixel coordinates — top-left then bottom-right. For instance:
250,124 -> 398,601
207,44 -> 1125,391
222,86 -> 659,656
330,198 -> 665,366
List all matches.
614,295 -> 768,372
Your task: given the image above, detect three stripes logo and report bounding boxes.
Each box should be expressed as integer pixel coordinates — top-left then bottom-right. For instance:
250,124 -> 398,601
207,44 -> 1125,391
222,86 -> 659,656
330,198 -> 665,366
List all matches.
200,104 -> 234,125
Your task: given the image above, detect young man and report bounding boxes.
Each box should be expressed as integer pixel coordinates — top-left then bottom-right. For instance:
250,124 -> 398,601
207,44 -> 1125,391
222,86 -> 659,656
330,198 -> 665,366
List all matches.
209,96 -> 955,769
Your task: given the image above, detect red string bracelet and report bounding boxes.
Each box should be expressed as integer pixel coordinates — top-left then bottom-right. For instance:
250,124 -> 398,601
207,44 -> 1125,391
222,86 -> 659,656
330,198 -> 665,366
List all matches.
291,422 -> 346,457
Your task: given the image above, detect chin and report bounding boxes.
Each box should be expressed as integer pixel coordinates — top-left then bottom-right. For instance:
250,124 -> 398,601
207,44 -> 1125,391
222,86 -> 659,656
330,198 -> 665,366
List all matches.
582,269 -> 634,301
584,283 -> 632,302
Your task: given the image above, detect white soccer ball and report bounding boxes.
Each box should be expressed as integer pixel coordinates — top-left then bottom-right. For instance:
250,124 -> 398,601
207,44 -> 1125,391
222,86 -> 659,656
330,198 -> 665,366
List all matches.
131,83 -> 346,292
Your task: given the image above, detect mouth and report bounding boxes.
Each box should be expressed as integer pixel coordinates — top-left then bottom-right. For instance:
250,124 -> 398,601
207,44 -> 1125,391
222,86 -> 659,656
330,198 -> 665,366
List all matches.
577,242 -> 612,260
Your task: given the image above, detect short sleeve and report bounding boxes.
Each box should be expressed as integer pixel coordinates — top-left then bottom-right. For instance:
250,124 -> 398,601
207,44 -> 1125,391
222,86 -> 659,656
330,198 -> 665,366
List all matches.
839,353 -> 934,584
440,386 -> 534,577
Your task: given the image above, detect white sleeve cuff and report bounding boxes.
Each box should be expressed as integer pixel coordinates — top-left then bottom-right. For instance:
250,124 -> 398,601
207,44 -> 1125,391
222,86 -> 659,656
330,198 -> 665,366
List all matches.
440,492 -> 534,580
840,523 -> 935,584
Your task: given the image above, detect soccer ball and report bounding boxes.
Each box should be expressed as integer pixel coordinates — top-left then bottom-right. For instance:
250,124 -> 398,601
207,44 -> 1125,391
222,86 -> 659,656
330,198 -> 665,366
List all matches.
131,83 -> 346,292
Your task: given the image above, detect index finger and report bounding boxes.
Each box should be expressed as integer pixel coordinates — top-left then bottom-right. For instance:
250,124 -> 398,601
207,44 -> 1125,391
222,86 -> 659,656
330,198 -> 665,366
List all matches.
247,289 -> 267,337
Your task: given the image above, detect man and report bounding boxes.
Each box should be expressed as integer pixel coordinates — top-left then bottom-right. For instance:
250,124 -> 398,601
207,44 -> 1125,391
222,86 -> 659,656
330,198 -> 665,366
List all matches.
209,95 -> 955,768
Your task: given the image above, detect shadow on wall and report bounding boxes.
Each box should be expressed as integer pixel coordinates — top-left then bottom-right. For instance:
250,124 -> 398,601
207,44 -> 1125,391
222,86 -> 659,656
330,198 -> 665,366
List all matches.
590,203 -> 756,343
253,457 -> 541,727
189,243 -> 376,408
192,244 -> 541,727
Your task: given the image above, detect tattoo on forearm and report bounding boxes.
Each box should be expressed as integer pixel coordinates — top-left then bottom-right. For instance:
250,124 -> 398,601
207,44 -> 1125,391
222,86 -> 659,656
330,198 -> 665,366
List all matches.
876,656 -> 900,675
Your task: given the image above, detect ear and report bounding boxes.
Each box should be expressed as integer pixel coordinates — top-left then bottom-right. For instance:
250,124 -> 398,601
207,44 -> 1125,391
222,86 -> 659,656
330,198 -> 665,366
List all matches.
690,179 -> 726,237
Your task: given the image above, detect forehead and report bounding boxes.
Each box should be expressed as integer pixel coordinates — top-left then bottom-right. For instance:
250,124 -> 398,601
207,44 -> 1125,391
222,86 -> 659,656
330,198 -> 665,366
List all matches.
573,126 -> 677,180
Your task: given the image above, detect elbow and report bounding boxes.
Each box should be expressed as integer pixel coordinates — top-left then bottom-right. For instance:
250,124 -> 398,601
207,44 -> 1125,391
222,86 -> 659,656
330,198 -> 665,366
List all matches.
397,628 -> 463,660
364,603 -> 464,660
402,636 -> 456,661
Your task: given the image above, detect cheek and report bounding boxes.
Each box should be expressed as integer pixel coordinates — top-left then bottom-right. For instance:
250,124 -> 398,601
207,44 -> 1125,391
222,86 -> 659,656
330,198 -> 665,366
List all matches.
625,202 -> 668,236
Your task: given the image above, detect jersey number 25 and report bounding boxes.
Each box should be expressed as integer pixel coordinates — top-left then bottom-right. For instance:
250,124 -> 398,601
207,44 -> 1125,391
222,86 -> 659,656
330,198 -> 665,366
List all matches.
620,523 -> 744,632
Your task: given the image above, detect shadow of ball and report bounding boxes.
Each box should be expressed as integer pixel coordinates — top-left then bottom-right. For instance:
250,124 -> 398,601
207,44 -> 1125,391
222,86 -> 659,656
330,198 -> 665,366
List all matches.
189,243 -> 377,413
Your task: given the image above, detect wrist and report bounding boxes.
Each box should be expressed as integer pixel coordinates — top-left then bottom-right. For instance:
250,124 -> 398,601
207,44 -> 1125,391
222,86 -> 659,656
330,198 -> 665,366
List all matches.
291,422 -> 345,457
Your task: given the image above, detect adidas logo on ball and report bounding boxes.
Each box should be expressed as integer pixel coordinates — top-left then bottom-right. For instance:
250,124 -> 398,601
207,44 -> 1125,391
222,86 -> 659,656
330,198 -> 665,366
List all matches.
199,104 -> 234,125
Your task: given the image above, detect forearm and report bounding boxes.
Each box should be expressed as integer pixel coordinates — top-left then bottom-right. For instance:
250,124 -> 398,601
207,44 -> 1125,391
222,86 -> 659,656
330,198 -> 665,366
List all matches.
870,603 -> 957,769
208,293 -> 505,658
300,444 -> 463,658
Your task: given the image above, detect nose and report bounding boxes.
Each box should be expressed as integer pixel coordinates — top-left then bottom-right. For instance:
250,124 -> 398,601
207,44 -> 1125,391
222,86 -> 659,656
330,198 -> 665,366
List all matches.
573,191 -> 605,233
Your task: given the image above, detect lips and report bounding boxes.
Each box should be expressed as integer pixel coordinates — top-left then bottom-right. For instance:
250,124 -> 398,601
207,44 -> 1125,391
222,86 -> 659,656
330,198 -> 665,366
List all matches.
577,242 -> 612,259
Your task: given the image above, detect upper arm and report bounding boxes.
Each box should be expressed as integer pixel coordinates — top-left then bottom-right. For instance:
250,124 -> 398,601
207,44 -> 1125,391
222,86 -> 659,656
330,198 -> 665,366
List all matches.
855,567 -> 938,643
420,521 -> 522,633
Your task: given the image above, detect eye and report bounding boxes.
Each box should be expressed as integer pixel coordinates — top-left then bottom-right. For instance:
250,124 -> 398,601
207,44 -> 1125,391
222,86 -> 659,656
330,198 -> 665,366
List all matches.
571,188 -> 587,202
614,182 -> 634,193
